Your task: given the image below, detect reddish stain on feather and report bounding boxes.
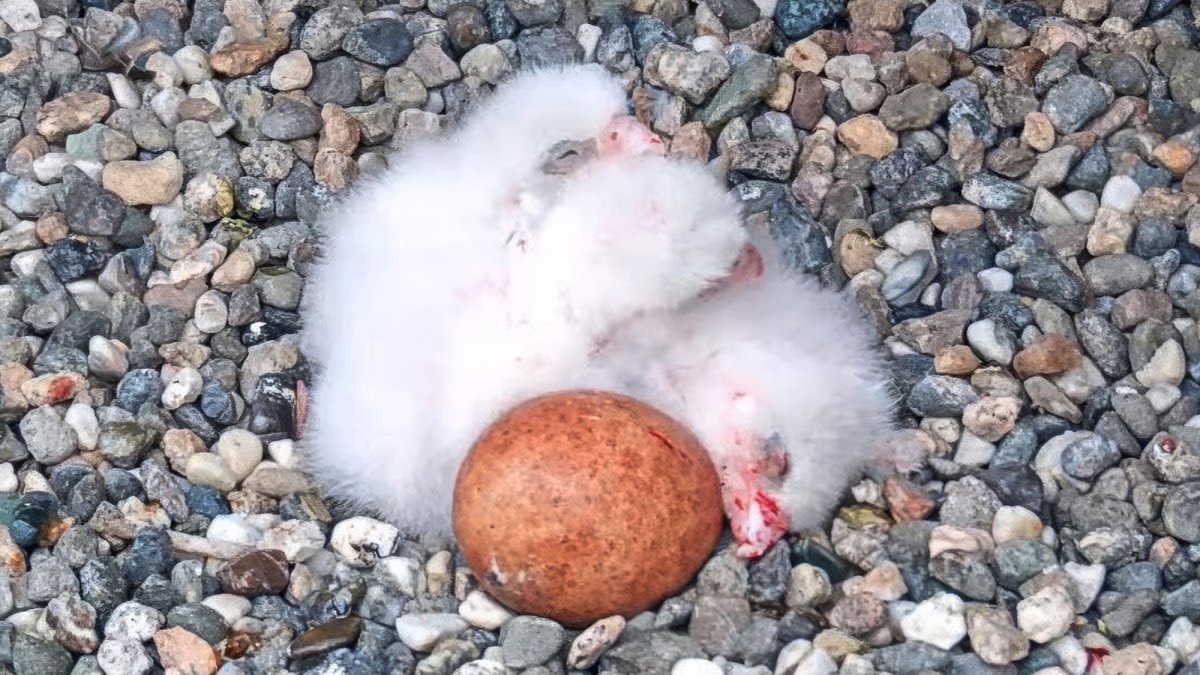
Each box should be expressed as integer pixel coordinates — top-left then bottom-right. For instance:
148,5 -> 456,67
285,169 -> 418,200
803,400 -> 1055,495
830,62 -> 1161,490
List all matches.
1084,646 -> 1109,673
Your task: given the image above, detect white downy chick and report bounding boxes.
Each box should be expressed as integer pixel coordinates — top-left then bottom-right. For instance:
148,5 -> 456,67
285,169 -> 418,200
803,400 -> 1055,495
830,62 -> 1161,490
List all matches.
299,66 -> 746,539
578,233 -> 896,558
300,63 -> 634,362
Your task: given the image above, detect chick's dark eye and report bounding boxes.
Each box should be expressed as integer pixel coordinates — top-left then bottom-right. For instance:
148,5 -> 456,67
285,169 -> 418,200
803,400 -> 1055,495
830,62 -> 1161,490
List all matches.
610,131 -> 619,140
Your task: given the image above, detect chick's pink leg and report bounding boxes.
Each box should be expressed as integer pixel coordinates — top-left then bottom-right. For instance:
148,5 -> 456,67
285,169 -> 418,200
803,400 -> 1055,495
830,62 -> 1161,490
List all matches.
700,243 -> 764,300
597,115 -> 667,158
717,392 -> 790,559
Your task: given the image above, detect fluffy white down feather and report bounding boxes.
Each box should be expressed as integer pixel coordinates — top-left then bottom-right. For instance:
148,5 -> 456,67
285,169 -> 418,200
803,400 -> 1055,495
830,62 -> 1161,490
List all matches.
298,64 -> 749,538
576,234 -> 897,535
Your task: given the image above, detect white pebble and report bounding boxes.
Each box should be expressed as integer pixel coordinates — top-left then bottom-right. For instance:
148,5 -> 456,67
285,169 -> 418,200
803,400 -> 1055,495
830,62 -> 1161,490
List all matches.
1017,586 -> 1075,643
205,514 -> 261,547
214,428 -> 263,482
7,608 -> 48,639
161,367 -> 203,410
577,23 -> 601,62
1048,635 -> 1089,674
375,557 -> 422,596
693,35 -> 724,52
87,336 -> 128,380
394,613 -> 468,652
97,637 -> 151,675
1136,340 -> 1185,388
64,401 -> 99,451
67,280 -> 111,313
774,639 -> 837,675
0,0 -> 41,31
992,505 -> 1042,544
173,45 -> 213,84
267,439 -> 296,468
0,464 -> 16,492
458,590 -> 513,630
977,268 -> 1013,292
882,220 -> 933,256
1062,562 -> 1105,613
953,431 -> 995,468
185,453 -> 236,492
425,551 -> 453,595
270,50 -> 313,91
261,519 -> 325,563
202,594 -> 252,624
900,592 -> 967,650
103,602 -> 164,643
967,319 -> 1015,365
1062,190 -> 1099,222
194,290 -> 228,333
1100,175 -> 1141,214
1147,384 -> 1182,413
330,516 -> 399,567
671,659 -> 723,675
1163,616 -> 1200,664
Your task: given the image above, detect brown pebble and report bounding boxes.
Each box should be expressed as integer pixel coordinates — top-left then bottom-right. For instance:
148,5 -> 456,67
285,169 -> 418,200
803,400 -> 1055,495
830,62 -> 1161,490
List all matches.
35,213 -> 68,244
931,204 -> 984,233
288,617 -> 363,659
883,476 -> 935,522
836,115 -> 897,159
790,73 -> 825,131
847,0 -> 904,31
670,122 -> 712,161
1021,112 -> 1055,152
1013,334 -> 1082,379
217,549 -> 290,596
210,36 -> 288,77
36,92 -> 112,143
154,627 -> 218,675
935,345 -> 982,375
828,593 -> 886,636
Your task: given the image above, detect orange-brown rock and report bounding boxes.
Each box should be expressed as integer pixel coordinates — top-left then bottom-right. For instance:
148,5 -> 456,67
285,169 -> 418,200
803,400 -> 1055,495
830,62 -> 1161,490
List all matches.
882,476 -> 935,522
154,627 -> 219,675
934,345 -> 982,375
454,390 -> 722,628
209,35 -> 288,77
1013,334 -> 1082,378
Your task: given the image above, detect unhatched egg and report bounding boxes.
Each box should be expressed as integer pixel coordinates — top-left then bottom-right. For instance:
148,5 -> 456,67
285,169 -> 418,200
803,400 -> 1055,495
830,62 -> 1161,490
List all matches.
452,389 -> 723,628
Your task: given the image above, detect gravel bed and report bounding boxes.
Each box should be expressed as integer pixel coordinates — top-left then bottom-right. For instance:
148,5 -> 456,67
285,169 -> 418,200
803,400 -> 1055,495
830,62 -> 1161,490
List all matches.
0,0 -> 1197,674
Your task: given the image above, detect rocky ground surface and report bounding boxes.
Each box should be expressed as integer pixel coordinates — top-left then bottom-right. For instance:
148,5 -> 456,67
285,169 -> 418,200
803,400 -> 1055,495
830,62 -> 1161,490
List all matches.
0,0 -> 1198,673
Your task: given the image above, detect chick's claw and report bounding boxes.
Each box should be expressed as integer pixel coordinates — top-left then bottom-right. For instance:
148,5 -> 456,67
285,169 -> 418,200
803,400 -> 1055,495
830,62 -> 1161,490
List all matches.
729,488 -> 788,559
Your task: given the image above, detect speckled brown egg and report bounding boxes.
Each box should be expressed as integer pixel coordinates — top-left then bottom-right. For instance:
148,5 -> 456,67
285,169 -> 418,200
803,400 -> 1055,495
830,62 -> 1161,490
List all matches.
452,389 -> 723,628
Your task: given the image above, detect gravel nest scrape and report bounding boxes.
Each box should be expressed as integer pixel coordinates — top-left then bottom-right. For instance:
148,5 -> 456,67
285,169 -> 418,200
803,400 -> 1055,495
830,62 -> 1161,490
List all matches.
0,0 -> 1199,673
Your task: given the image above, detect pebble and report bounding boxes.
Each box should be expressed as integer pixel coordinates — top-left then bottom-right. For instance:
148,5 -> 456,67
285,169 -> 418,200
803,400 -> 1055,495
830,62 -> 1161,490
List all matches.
396,613 -> 468,652
0,3 -> 1184,675
911,0 -> 970,50
900,593 -> 966,649
1042,75 -> 1108,133
1017,586 -> 1076,643
672,659 -> 724,675
567,615 -> 625,669
501,616 -> 566,668
97,638 -> 152,675
459,590 -> 514,630
330,516 -> 399,567
1101,176 -> 1142,213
